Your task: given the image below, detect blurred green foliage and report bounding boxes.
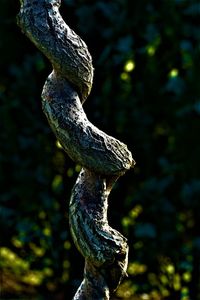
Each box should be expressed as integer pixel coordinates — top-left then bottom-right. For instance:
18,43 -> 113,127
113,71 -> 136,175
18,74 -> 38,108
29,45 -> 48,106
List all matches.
0,0 -> 200,299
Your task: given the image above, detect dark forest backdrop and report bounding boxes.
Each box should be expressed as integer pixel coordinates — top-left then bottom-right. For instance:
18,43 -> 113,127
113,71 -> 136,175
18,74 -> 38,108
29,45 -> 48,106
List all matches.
1,0 -> 200,299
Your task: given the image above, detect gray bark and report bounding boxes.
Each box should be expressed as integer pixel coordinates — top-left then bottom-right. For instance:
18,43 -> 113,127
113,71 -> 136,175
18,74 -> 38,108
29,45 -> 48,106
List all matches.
17,1 -> 135,299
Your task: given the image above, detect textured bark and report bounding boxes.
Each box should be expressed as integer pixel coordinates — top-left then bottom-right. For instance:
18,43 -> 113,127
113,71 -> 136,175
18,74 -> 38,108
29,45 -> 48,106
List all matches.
17,1 -> 135,299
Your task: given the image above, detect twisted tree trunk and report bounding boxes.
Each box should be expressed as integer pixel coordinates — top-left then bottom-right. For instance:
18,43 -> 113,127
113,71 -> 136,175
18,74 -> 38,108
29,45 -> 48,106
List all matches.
17,1 -> 135,298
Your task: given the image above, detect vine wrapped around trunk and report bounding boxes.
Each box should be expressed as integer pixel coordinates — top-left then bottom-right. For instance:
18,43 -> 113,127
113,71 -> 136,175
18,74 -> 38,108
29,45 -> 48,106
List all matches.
17,0 -> 135,298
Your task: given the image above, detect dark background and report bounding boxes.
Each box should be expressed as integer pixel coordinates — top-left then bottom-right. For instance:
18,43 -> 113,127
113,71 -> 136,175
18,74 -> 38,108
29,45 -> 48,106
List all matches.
1,0 -> 200,299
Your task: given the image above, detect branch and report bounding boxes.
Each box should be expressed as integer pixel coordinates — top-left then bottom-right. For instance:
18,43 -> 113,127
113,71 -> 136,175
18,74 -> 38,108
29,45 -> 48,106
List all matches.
17,1 -> 135,298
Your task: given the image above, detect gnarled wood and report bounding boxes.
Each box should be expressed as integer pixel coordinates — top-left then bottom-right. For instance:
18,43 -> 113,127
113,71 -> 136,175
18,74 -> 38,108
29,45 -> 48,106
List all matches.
17,1 -> 135,298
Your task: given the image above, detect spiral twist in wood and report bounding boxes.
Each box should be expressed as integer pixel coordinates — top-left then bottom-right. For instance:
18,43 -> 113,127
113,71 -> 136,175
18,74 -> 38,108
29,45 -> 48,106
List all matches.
17,1 -> 135,298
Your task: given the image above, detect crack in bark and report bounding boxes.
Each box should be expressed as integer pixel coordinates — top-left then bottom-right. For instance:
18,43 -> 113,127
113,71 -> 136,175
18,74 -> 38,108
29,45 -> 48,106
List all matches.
17,0 -> 135,298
